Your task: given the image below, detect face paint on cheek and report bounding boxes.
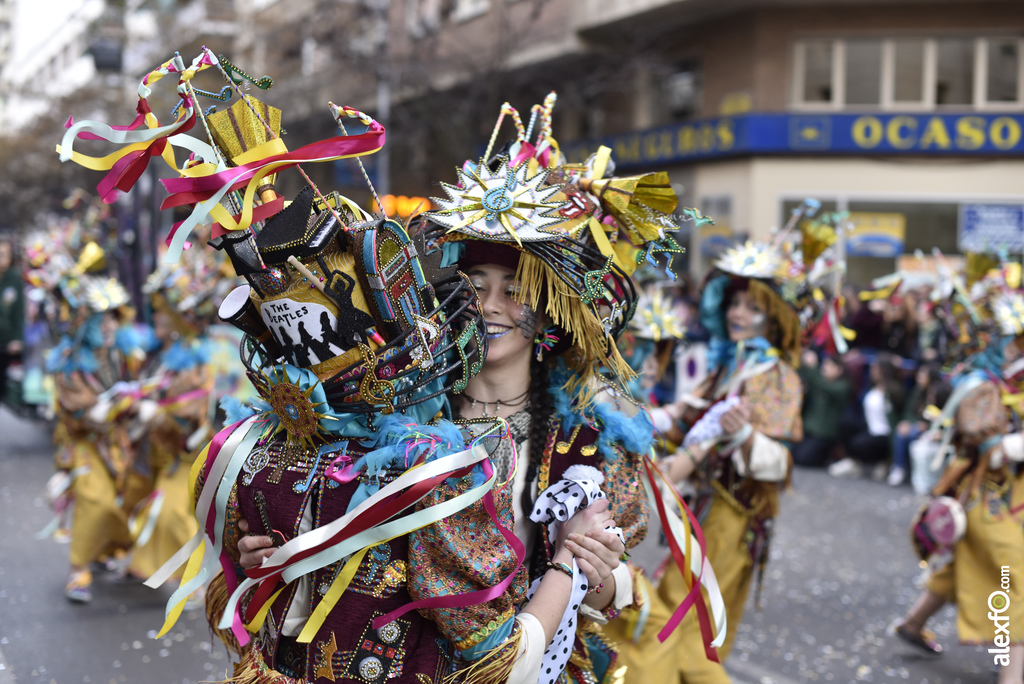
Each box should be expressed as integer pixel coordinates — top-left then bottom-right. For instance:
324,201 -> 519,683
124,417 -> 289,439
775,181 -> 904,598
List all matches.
516,305 -> 539,339
750,312 -> 766,329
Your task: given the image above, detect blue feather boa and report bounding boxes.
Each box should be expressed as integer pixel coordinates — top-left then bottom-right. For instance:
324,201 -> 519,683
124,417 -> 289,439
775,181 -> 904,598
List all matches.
549,365 -> 654,459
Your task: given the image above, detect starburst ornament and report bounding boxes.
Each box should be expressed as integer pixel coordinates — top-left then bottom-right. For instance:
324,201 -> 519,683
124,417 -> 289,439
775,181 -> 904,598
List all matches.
714,241 -> 783,280
630,289 -> 685,342
429,159 -> 567,244
993,292 -> 1024,336
256,364 -> 331,450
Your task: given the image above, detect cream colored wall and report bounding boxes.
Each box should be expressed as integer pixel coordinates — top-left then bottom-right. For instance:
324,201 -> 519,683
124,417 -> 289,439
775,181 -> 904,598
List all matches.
688,160 -> 752,276
694,157 -> 1024,241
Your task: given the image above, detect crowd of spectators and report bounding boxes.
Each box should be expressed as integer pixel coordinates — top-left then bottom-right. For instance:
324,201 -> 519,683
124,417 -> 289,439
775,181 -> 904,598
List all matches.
797,283 -> 954,489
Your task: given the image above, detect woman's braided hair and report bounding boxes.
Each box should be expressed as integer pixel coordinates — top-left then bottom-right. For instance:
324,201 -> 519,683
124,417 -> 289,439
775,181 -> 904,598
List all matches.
523,356 -> 555,579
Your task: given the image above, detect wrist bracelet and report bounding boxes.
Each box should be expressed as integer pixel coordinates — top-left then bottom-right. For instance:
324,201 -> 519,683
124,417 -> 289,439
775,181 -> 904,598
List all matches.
547,561 -> 573,579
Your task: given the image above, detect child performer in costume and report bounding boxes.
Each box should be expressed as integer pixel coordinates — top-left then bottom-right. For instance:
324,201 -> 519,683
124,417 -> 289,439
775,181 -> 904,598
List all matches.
46,264 -> 149,602
892,258 -> 1024,683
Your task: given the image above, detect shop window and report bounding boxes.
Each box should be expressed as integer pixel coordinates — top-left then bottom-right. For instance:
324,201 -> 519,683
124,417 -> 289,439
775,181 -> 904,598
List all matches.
845,40 -> 882,105
663,65 -> 701,121
800,40 -> 834,103
793,35 -> 1024,110
986,38 -> 1020,103
892,39 -> 926,104
935,38 -> 974,106
701,195 -> 733,227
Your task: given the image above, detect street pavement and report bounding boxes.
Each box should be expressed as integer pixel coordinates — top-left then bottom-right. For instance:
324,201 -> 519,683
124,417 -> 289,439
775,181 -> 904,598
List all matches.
0,408 -> 999,683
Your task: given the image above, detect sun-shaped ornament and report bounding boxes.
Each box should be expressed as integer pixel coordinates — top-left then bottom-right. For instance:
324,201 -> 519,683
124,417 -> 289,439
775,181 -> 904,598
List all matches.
631,289 -> 686,342
714,241 -> 783,280
993,292 -> 1024,337
257,366 -> 328,450
429,158 -> 568,244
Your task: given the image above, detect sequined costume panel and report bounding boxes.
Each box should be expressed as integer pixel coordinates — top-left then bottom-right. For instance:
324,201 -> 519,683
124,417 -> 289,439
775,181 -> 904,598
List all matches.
208,435 -> 457,683
408,460 -> 527,652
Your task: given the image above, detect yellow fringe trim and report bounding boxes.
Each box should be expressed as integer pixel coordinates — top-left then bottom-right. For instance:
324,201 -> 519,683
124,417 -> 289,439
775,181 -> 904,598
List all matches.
513,253 -> 636,404
447,622 -> 523,684
226,648 -> 303,684
205,571 -> 245,657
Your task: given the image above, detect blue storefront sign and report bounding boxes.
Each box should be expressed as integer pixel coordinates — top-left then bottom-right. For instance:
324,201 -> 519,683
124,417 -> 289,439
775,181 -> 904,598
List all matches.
563,112 -> 1024,168
959,204 -> 1024,252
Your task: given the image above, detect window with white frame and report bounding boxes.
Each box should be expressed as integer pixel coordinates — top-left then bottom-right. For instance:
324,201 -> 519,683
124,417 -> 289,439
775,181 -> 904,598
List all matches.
793,36 -> 1024,110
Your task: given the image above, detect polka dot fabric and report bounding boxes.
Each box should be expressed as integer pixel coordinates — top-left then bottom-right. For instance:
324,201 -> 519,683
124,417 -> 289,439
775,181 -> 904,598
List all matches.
526,469 -> 625,683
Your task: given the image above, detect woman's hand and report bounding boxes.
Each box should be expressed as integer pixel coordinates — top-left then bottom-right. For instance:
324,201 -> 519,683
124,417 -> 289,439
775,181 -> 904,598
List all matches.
556,499 -> 624,595
237,518 -> 277,570
719,398 -> 751,435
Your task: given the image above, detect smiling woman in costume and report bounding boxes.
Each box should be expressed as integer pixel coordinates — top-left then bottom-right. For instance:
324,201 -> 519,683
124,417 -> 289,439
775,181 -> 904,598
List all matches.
411,93 -> 724,683
239,93 -> 718,682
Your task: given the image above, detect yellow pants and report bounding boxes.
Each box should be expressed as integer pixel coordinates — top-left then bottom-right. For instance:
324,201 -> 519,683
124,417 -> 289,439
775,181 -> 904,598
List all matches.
606,496 -> 752,683
662,496 -> 752,663
926,495 -> 1024,644
604,571 -> 692,683
68,444 -> 133,568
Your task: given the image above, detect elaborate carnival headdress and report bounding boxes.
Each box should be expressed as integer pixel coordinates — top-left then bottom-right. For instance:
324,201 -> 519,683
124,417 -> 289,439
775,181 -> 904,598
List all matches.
56,49 -> 487,440
424,93 -> 695,401
703,200 -> 850,364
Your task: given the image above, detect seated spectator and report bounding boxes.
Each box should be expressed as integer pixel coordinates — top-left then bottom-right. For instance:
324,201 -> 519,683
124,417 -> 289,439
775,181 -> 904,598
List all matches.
888,363 -> 943,486
916,299 -> 947,362
793,349 -> 851,467
830,353 -> 905,480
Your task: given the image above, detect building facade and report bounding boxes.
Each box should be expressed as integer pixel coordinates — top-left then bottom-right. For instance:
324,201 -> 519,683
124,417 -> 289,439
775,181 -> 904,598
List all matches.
6,0 -> 1021,283
563,0 -> 1024,281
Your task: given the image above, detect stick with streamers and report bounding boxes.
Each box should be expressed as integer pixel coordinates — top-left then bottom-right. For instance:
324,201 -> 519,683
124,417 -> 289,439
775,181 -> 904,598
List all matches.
57,51 -> 219,204
482,102 -> 526,163
205,47 -> 377,229
159,70 -> 385,260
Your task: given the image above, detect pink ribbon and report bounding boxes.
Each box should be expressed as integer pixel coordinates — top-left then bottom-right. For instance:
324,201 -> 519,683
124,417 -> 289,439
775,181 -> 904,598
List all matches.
325,450 -> 358,484
159,126 -> 385,207
199,419 -> 251,645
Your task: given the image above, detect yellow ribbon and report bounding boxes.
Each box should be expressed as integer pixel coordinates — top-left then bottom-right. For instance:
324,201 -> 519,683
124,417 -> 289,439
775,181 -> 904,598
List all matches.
587,217 -> 629,272
242,585 -> 287,634
591,146 -> 612,181
154,442 -> 212,638
295,543 -> 387,642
